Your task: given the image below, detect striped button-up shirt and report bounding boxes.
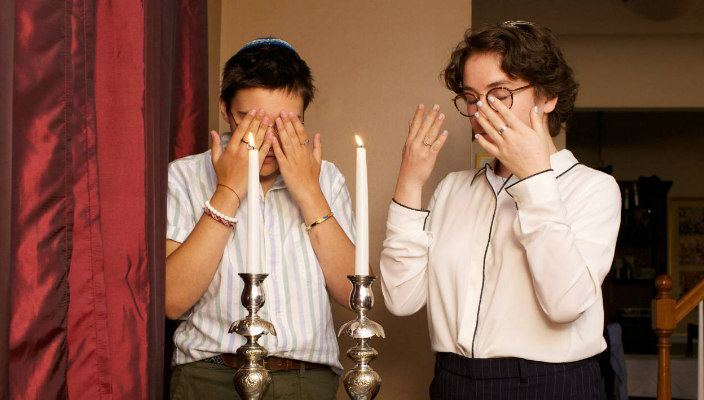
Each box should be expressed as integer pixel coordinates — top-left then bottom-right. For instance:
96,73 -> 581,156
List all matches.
167,135 -> 355,372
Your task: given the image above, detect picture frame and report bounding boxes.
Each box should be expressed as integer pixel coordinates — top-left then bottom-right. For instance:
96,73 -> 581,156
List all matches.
668,198 -> 704,298
475,153 -> 493,169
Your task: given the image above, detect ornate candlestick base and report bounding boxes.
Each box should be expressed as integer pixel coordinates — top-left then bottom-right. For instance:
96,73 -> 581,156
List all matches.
338,275 -> 385,400
229,273 -> 277,400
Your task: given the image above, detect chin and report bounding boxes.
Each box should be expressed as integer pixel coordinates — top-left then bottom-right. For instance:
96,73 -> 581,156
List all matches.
259,163 -> 279,179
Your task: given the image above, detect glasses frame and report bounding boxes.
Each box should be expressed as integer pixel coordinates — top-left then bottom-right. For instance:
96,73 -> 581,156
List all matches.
452,84 -> 532,117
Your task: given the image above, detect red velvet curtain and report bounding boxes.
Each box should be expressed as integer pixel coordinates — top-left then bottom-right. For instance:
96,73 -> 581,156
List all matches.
1,0 -> 208,399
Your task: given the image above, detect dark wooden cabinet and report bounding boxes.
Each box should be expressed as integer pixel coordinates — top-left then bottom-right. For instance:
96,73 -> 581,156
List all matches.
602,176 -> 672,354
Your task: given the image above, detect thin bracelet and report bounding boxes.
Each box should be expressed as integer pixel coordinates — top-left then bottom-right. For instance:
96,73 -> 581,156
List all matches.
306,211 -> 334,233
203,200 -> 238,228
217,183 -> 241,205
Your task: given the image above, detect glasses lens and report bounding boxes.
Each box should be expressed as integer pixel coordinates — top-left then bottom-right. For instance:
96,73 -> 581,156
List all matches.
454,93 -> 478,117
487,88 -> 513,111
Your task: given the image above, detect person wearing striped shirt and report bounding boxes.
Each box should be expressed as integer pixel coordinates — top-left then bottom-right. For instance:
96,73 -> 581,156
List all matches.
166,38 -> 357,400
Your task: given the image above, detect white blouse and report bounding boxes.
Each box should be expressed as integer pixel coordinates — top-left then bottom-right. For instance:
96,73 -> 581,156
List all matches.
380,150 -> 621,363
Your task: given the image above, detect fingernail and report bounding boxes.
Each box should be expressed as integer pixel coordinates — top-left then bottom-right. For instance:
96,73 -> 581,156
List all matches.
487,96 -> 495,103
288,111 -> 296,118
534,106 -> 539,114
258,109 -> 266,115
442,130 -> 448,136
474,134 -> 478,140
473,112 -> 479,118
280,110 -> 287,117
418,104 -> 423,110
476,100 -> 484,107
262,116 -> 269,125
438,113 -> 445,120
432,104 -> 439,110
249,109 -> 257,115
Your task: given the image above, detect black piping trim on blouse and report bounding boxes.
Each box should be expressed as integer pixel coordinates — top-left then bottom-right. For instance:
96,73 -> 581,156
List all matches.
391,198 -> 431,230
556,162 -> 582,179
470,165 -> 487,186
470,172 -> 512,357
505,168 -> 554,191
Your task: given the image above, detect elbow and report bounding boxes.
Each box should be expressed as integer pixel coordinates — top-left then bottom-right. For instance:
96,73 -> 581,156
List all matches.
539,300 -> 586,324
165,300 -> 186,320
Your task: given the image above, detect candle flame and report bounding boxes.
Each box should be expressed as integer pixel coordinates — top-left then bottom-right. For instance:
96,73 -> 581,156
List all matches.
354,134 -> 364,147
248,132 -> 255,148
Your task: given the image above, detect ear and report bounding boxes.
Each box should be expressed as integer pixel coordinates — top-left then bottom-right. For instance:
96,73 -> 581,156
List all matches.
219,98 -> 230,122
541,95 -> 558,114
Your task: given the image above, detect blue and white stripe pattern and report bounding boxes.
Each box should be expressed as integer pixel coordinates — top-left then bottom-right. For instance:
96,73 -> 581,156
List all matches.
167,135 -> 355,373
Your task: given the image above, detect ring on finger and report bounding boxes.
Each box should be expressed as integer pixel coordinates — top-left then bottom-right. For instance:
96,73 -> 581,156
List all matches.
422,139 -> 432,147
498,124 -> 509,134
300,138 -> 310,146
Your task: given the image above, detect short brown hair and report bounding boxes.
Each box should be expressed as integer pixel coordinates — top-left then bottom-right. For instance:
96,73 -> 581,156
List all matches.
443,22 -> 578,137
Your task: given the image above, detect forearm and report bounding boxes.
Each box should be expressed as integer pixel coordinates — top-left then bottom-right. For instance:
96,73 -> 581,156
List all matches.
379,201 -> 431,316
300,191 -> 355,307
508,172 -> 621,323
165,188 -> 238,319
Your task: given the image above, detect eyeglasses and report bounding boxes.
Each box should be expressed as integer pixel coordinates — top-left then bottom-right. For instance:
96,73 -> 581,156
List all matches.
452,85 -> 532,117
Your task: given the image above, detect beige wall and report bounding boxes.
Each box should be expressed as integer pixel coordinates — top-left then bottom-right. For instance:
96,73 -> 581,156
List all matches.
210,1 -> 471,398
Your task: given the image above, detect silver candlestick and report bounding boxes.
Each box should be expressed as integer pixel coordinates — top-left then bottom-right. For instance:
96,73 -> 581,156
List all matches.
229,273 -> 277,400
338,275 -> 385,400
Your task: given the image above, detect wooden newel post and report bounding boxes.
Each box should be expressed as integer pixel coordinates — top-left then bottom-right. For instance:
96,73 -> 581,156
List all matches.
653,275 -> 676,400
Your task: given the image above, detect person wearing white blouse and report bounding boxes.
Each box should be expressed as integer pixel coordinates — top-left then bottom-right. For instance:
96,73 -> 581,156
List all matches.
380,21 -> 620,399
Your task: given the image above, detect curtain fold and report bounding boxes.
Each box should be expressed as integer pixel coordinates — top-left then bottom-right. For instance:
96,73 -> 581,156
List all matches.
0,0 -> 16,399
4,0 -> 208,398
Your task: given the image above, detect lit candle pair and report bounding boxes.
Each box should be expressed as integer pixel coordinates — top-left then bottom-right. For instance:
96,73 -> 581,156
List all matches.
244,133 -> 369,277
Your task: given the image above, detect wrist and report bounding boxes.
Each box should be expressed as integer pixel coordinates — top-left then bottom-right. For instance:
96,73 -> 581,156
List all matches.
393,181 -> 423,210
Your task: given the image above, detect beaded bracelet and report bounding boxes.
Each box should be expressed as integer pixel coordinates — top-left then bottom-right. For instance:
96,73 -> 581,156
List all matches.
203,200 -> 238,228
306,211 -> 334,233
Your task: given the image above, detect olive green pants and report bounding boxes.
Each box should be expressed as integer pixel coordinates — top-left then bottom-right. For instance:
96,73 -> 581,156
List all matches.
170,360 -> 339,400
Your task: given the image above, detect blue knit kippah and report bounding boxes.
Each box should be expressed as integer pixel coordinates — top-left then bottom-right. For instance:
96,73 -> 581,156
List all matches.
239,37 -> 297,53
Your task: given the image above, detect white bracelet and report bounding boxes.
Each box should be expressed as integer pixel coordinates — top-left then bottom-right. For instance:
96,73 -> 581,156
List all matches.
204,200 -> 238,225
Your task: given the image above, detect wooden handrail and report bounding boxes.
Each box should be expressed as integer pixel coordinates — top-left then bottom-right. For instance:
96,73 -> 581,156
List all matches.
675,277 -> 704,323
653,274 -> 704,400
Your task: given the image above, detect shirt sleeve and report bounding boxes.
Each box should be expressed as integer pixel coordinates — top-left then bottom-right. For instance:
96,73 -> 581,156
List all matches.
166,161 -> 197,244
379,181 -> 443,317
505,169 -> 621,323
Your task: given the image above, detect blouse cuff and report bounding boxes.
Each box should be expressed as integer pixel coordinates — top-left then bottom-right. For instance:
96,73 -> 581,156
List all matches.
505,169 -> 560,207
387,200 -> 430,232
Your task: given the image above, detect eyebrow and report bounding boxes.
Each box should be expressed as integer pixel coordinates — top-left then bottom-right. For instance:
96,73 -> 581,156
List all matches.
462,80 -> 512,92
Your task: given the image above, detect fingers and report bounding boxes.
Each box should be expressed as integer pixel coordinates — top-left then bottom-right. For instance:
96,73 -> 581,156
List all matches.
408,104 -> 425,140
231,109 -> 257,143
529,105 -> 549,138
258,127 -> 275,164
271,134 -> 286,163
210,130 -> 222,163
421,110 -> 446,145
312,133 -> 322,164
417,104 -> 441,141
484,96 -> 526,134
429,130 -> 449,153
287,112 -> 309,145
474,112 -> 504,145
474,131 -> 499,156
255,116 -> 270,148
276,113 -> 297,154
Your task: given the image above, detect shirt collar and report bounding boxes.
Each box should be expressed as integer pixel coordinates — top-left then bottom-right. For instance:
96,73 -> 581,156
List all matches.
472,149 -> 580,188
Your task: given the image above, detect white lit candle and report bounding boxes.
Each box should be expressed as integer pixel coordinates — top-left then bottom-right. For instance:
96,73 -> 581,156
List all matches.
355,134 -> 369,276
246,133 -> 260,273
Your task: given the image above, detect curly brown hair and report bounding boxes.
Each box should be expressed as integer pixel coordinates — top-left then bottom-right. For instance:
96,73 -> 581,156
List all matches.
443,21 -> 578,137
